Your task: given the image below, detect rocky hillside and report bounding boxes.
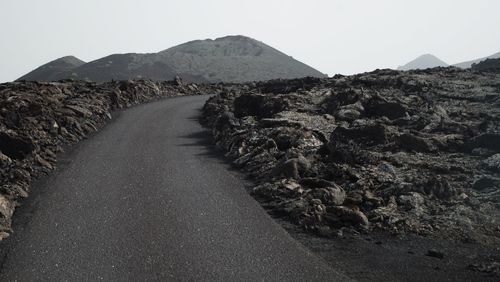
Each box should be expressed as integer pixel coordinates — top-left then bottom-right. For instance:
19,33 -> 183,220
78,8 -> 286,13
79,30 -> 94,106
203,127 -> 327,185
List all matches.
55,53 -> 208,83
17,36 -> 326,83
156,35 -> 326,83
398,54 -> 449,70
202,68 -> 500,247
0,79 -> 221,239
18,56 -> 86,81
472,58 -> 500,72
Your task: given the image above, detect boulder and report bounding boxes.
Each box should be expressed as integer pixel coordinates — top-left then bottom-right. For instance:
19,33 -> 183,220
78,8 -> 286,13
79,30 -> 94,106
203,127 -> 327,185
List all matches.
398,192 -> 425,213
271,155 -> 311,179
468,133 -> 500,153
335,108 -> 361,121
364,97 -> 408,120
0,195 -> 15,229
35,154 -> 53,170
396,133 -> 436,153
482,154 -> 500,172
257,77 -> 321,94
299,178 -> 337,189
472,176 -> 500,191
214,112 -> 240,131
306,186 -> 346,206
345,190 -> 364,205
65,105 -> 93,118
0,132 -> 34,160
4,111 -> 21,128
424,177 -> 460,200
234,94 -> 284,118
329,206 -> 370,227
330,124 -> 389,146
0,152 -> 12,167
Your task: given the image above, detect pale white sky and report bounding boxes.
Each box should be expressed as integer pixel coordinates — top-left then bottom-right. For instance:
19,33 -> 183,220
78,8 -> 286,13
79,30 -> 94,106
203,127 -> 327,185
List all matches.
1,0 -> 499,82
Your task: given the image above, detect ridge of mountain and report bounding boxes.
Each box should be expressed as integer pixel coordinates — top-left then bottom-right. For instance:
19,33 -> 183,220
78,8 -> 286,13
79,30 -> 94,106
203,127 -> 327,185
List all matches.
18,35 -> 326,83
18,56 -> 86,81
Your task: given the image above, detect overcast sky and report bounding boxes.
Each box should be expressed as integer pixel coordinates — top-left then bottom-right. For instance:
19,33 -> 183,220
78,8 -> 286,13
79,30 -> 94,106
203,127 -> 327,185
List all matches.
1,0 -> 499,82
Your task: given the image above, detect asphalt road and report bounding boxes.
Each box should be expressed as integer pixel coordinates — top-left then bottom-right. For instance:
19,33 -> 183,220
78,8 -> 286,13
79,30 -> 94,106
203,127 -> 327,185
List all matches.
0,95 -> 351,281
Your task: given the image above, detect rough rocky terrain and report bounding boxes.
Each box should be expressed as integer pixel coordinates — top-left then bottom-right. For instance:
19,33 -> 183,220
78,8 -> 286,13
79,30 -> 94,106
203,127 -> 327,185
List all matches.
202,67 -> 500,252
18,35 -> 326,83
455,51 -> 500,69
4,66 -> 500,279
0,78 -> 220,239
473,58 -> 500,73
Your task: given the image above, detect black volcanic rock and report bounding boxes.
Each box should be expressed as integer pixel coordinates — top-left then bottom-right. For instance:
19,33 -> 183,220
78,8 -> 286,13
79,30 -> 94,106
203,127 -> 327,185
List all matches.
17,35 -> 326,83
18,56 -> 85,81
472,58 -> 500,72
202,68 -> 500,246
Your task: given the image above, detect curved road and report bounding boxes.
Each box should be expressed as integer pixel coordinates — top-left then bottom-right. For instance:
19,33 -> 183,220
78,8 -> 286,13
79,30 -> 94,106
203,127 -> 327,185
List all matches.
0,95 -> 350,281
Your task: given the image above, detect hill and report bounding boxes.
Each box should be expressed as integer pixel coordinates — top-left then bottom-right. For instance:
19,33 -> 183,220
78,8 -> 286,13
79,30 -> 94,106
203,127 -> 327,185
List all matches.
63,53 -> 207,83
156,35 -> 326,83
18,56 -> 85,81
17,36 -> 326,83
454,51 -> 500,69
397,54 -> 449,71
471,57 -> 500,72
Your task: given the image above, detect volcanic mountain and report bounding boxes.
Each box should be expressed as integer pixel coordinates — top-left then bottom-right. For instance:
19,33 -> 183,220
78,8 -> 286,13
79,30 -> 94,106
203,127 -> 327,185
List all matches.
18,36 -> 326,83
18,56 -> 86,81
397,54 -> 449,71
398,51 -> 500,71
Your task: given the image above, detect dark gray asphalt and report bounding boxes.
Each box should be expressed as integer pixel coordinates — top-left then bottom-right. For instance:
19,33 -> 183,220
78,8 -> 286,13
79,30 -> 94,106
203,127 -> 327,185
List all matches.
0,95 -> 351,281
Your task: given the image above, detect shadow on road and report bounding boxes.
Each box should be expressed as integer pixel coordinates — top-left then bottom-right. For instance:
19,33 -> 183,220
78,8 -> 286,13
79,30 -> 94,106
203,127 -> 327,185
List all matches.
177,113 -> 244,175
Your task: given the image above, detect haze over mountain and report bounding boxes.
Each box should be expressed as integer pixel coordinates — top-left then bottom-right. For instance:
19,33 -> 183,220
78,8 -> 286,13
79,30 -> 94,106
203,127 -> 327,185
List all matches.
397,54 -> 449,71
399,51 -> 500,71
18,35 -> 326,83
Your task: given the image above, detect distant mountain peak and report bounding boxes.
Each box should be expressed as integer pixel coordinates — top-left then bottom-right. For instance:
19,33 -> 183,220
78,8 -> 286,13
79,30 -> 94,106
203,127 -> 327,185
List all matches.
17,56 -> 85,81
399,51 -> 500,71
215,35 -> 256,41
398,54 -> 449,71
157,35 -> 325,82
37,55 -> 85,68
162,35 -> 265,58
56,56 -> 86,65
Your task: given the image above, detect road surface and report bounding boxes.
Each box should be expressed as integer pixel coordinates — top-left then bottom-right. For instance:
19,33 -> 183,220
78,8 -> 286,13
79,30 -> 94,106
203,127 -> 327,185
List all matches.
0,95 -> 351,281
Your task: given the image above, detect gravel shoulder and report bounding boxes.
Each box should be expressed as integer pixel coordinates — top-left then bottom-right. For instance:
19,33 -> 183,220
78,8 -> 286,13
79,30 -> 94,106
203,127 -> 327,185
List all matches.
282,220 -> 500,281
